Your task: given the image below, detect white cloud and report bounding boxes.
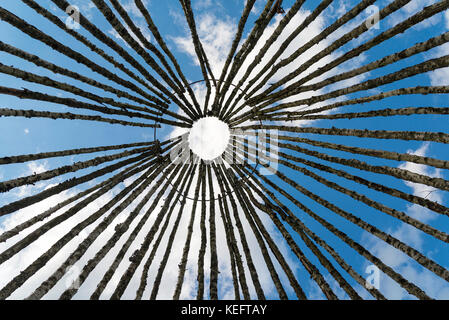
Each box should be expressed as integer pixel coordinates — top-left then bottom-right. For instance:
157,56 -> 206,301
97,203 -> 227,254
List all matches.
121,0 -> 150,18
428,42 -> 449,85
24,128 -> 29,135
172,13 -> 237,76
167,7 -> 184,27
27,160 -> 49,175
398,143 -> 443,205
245,0 -> 265,15
194,0 -> 216,11
108,20 -> 152,49
385,0 -> 441,30
188,117 -> 230,160
362,143 -> 448,299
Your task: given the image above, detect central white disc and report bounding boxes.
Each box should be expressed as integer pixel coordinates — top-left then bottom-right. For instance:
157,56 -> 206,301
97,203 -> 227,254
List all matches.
188,116 -> 230,161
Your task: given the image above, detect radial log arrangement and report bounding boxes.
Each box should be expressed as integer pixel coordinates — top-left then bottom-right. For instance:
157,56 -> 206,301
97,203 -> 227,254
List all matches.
0,0 -> 448,300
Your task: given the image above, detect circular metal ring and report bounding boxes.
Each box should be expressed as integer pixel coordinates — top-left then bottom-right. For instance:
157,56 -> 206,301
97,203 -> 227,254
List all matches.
157,78 -> 264,202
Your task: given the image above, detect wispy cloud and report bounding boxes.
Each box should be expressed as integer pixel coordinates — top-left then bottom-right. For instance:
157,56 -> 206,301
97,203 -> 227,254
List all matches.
362,143 -> 448,299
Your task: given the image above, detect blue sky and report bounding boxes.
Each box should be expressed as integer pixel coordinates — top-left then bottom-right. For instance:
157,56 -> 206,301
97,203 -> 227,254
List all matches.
0,0 -> 448,299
